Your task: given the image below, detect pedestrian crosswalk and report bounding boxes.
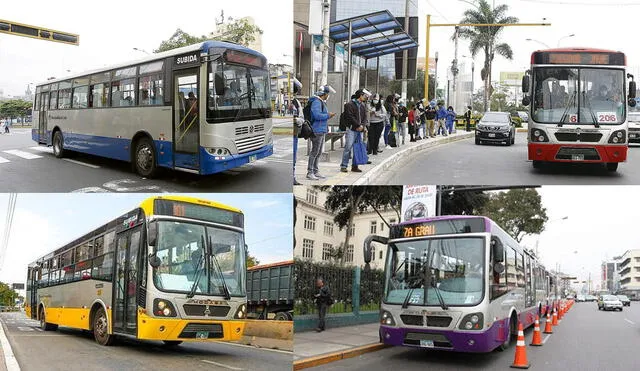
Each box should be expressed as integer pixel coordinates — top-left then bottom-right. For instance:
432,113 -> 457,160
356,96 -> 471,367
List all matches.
0,146 -> 49,164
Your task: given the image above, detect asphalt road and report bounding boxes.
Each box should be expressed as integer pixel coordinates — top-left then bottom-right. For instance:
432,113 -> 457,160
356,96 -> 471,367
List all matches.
379,132 -> 640,184
0,125 -> 293,193
308,301 -> 640,370
0,312 -> 292,371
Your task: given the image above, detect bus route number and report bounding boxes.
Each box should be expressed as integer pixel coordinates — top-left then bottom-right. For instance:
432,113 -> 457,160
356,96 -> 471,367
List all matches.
404,224 -> 436,238
173,204 -> 186,217
597,112 -> 617,123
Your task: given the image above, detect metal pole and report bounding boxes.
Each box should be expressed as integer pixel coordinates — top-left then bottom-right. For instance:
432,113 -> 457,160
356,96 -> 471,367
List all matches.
298,32 -> 303,76
365,59 -> 368,89
376,57 -> 380,93
320,0 -> 331,86
452,26 -> 459,111
347,20 -> 353,98
401,0 -> 410,101
436,186 -> 442,216
434,52 -> 439,101
288,72 -> 292,111
424,14 -> 431,100
471,62 -> 475,108
310,37 -> 316,96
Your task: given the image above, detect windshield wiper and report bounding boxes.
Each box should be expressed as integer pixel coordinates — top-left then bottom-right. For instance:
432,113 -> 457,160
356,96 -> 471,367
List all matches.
401,287 -> 416,309
558,91 -> 577,127
186,236 -> 206,299
209,236 -> 231,300
430,280 -> 449,310
581,91 -> 600,128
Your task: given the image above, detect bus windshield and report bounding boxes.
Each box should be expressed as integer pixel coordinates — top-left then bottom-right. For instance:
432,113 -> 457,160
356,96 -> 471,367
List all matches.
153,221 -> 246,296
384,237 -> 485,306
207,60 -> 271,123
532,67 -> 625,125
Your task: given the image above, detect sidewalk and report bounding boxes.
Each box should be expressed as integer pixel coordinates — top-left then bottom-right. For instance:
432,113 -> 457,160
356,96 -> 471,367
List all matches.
293,322 -> 384,370
295,130 -> 474,185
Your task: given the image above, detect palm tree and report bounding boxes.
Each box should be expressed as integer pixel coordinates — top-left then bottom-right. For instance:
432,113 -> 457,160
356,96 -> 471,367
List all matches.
457,0 -> 518,111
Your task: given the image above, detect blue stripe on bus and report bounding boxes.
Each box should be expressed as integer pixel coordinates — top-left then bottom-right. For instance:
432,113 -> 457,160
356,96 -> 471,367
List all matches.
199,144 -> 273,175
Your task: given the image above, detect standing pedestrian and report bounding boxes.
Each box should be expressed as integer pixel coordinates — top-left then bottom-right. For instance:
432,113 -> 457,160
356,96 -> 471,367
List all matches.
340,89 -> 369,173
383,95 -> 395,149
408,104 -> 416,142
314,277 -> 332,332
425,103 -> 436,138
367,94 -> 386,155
445,106 -> 456,134
292,78 -> 303,185
306,85 -> 336,180
397,99 -> 408,145
464,106 -> 472,132
435,102 -> 448,136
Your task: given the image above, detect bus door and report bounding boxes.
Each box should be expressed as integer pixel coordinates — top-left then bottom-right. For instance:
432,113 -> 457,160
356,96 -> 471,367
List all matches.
38,93 -> 49,144
525,256 -> 534,308
173,69 -> 200,171
29,267 -> 39,319
113,226 -> 141,335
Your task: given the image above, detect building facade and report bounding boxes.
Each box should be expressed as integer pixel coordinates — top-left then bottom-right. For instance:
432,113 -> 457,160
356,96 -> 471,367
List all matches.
618,250 -> 640,299
294,186 -> 397,270
601,259 -> 621,293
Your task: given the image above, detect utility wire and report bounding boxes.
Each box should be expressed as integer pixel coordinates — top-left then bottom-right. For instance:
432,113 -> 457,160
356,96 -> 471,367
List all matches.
0,194 -> 17,272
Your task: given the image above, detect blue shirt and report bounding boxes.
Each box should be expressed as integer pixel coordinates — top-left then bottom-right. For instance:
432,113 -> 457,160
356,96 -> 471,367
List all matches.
309,96 -> 330,134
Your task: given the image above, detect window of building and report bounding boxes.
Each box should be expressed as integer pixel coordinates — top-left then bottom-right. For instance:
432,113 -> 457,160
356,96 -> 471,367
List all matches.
345,244 -> 354,263
370,221 -> 377,234
139,74 -> 163,106
380,222 -> 384,232
306,188 -> 318,204
348,224 -> 355,237
322,243 -> 332,260
379,250 -> 383,260
302,239 -> 314,259
323,221 -> 334,236
304,215 -> 316,231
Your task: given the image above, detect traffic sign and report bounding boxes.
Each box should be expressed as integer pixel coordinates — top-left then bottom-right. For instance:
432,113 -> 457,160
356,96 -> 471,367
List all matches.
0,19 -> 79,46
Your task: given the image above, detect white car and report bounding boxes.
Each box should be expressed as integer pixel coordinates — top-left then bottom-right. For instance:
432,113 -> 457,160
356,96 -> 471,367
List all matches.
628,111 -> 640,143
598,295 -> 623,311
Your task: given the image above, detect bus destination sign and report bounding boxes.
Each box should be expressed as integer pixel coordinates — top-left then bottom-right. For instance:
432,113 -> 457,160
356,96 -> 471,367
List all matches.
403,223 -> 436,238
389,217 -> 486,240
534,51 -> 625,66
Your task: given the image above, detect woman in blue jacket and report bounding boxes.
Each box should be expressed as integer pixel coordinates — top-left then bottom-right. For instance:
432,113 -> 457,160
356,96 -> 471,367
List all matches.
445,106 -> 456,134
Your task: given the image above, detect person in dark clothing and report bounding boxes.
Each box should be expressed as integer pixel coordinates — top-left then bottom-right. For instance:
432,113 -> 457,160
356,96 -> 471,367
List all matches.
367,94 -> 386,155
340,89 -> 370,172
464,106 -> 472,132
315,277 -> 331,332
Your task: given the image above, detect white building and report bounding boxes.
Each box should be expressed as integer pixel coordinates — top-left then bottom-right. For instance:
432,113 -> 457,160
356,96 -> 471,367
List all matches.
619,249 -> 640,299
294,187 -> 397,270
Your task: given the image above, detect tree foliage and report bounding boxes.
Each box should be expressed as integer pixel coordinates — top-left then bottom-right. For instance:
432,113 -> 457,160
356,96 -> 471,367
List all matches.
0,99 -> 32,120
457,0 -> 518,111
0,282 -> 18,306
246,252 -> 260,268
440,187 -> 490,215
154,17 -> 263,53
480,188 -> 548,242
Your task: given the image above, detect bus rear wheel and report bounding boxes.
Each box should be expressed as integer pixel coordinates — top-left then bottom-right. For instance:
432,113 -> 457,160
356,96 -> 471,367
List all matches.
93,307 -> 114,346
53,131 -> 65,158
163,341 -> 183,346
134,137 -> 158,178
39,307 -> 58,331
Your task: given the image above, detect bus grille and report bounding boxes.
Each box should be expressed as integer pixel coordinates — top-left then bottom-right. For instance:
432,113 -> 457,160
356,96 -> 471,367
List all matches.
555,147 -> 600,161
404,332 -> 453,348
554,132 -> 603,142
235,124 -> 265,136
400,315 -> 452,327
400,315 -> 423,326
178,323 -> 224,339
183,304 -> 230,317
235,135 -> 265,154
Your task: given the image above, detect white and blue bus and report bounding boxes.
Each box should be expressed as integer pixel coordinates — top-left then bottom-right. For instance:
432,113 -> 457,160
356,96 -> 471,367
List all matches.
32,40 -> 273,177
364,215 -> 558,353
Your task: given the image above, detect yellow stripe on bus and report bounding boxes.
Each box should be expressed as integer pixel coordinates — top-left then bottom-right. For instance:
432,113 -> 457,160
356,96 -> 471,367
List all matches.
139,196 -> 243,216
43,307 -> 92,330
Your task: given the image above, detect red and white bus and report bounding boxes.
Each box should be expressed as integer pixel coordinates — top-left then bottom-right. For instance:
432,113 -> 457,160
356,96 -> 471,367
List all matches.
522,48 -> 637,172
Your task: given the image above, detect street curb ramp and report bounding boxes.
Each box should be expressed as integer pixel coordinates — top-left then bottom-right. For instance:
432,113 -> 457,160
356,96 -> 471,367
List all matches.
235,319 -> 293,352
353,132 -> 475,185
293,343 -> 388,370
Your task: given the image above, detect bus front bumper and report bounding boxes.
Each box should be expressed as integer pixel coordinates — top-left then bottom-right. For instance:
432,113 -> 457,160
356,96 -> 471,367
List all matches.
528,143 -> 627,163
200,144 -> 273,175
136,313 -> 245,342
379,319 -> 508,353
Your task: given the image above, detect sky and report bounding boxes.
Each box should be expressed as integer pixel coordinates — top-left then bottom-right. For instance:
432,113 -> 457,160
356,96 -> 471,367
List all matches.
0,0 -> 293,97
419,0 -> 640,92
0,193 -> 293,287
520,186 -> 638,291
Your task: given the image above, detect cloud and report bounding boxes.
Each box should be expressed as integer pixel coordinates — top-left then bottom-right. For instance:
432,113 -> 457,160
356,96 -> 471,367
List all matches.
250,199 -> 281,209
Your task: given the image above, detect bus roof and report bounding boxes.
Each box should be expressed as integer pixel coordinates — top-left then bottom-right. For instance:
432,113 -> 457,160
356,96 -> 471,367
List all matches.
140,195 -> 243,215
36,40 -> 267,87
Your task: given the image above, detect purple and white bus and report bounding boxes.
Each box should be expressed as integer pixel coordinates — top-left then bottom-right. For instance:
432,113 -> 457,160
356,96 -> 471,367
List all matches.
363,215 -> 557,353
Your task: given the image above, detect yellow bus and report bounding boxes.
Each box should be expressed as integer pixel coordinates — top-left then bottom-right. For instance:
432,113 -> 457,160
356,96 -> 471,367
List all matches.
25,195 -> 247,346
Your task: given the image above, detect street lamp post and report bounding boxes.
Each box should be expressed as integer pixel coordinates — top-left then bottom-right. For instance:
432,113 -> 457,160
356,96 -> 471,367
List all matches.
133,47 -> 150,55
525,38 -> 550,49
557,33 -> 575,47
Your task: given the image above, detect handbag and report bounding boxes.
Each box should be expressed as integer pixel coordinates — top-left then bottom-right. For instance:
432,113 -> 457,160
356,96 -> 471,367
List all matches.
353,131 -> 369,166
298,120 -> 315,139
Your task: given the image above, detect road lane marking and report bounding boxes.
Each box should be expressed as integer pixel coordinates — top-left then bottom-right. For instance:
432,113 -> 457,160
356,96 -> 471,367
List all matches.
3,149 -> 42,160
625,318 -> 635,325
0,157 -> 9,164
17,327 -> 33,331
62,158 -> 101,169
0,321 -> 21,371
200,360 -> 244,370
542,334 -> 550,344
29,146 -> 53,153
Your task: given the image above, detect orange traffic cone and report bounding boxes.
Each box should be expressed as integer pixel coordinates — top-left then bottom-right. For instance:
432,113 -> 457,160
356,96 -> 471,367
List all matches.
530,315 -> 543,346
510,322 -> 530,369
558,304 -> 564,320
552,307 -> 558,326
543,311 -> 553,334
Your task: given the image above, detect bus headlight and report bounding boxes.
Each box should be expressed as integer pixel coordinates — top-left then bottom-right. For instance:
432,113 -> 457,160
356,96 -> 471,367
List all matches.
234,304 -> 247,319
531,129 -> 549,143
208,148 -> 231,156
459,313 -> 483,330
153,299 -> 177,317
380,310 -> 396,326
608,130 -> 626,144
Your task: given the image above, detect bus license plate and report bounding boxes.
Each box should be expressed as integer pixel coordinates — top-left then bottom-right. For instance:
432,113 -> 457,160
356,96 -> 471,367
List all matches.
420,339 -> 434,348
196,331 -> 209,339
571,154 -> 584,161
249,155 -> 257,163
488,133 -> 496,138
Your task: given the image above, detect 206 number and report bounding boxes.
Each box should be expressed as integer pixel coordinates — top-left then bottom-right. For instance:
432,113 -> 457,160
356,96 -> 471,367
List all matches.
598,114 -> 616,122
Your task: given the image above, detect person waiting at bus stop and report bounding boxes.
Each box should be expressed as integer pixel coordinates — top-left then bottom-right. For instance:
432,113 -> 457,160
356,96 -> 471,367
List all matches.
340,89 -> 370,173
307,85 -> 336,180
314,277 -> 331,332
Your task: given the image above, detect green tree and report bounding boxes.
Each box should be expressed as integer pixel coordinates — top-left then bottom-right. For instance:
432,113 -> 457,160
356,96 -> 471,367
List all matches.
246,252 -> 260,268
440,186 -> 490,215
154,29 -> 207,53
490,91 -> 508,112
322,186 -> 402,264
480,188 -> 548,242
0,99 -> 32,122
0,282 -> 18,307
457,0 -> 518,111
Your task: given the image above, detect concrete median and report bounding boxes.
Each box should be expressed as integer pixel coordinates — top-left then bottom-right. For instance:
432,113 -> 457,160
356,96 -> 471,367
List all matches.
234,319 -> 293,351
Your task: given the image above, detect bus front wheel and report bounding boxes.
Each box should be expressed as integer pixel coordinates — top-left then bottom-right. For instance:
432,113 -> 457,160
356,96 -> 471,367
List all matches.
93,307 -> 114,346
53,131 -> 65,158
134,137 -> 158,178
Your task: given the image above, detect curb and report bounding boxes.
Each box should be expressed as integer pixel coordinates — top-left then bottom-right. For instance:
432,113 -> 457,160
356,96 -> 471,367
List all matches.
353,132 -> 474,185
293,343 -> 387,370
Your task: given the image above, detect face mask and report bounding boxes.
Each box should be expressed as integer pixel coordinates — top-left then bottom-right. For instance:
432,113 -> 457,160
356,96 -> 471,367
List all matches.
373,100 -> 379,104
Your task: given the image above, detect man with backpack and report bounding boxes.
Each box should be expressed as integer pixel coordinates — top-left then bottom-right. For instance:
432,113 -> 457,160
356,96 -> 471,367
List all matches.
314,277 -> 333,332
340,89 -> 370,173
306,85 -> 336,180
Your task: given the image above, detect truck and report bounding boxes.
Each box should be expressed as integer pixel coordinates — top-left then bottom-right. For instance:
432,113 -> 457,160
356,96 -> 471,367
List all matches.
246,260 -> 294,321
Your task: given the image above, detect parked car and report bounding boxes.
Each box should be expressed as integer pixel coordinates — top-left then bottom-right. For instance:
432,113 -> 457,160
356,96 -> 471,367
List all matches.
617,295 -> 631,306
576,294 -> 586,302
585,295 -> 597,302
566,295 -> 575,300
598,295 -> 623,311
628,112 -> 640,143
475,111 -> 516,146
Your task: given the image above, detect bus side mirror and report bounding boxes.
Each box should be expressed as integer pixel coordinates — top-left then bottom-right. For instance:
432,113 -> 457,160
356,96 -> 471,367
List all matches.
364,240 -> 372,264
629,98 -> 637,108
149,254 -> 161,268
493,262 -> 505,274
522,96 -> 530,106
522,75 -> 530,93
629,81 -> 636,99
491,236 -> 504,263
148,221 -> 158,247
